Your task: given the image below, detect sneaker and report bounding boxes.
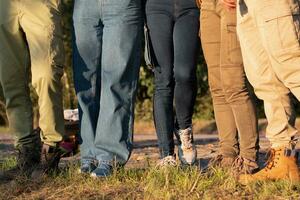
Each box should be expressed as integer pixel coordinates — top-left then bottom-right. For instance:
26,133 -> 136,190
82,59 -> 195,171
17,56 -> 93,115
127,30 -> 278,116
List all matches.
177,127 -> 197,165
208,154 -> 235,169
239,147 -> 300,184
78,160 -> 97,174
156,155 -> 177,168
90,161 -> 113,178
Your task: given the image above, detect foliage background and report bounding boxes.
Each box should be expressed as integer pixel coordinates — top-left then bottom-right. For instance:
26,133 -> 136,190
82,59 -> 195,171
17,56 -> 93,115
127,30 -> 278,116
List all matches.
1,0 -> 300,126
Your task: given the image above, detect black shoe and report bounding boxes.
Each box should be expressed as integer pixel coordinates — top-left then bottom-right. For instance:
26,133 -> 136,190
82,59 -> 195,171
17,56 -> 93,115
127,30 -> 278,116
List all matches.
40,141 -> 75,173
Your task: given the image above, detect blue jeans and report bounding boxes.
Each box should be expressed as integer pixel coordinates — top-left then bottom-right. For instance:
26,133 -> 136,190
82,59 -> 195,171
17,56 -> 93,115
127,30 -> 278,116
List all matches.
73,0 -> 142,164
145,0 -> 200,157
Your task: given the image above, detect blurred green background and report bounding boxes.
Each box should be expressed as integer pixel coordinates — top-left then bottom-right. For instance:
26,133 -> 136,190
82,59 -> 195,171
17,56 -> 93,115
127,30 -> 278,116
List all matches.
0,0 -> 299,126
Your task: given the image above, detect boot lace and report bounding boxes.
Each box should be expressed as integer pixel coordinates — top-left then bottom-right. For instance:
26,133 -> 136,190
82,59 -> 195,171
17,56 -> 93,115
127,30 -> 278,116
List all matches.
232,156 -> 258,174
264,148 -> 281,171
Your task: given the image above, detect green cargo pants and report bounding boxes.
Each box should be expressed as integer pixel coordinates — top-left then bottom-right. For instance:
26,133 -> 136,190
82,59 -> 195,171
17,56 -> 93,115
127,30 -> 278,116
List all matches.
237,0 -> 300,148
200,0 -> 258,160
0,0 -> 65,147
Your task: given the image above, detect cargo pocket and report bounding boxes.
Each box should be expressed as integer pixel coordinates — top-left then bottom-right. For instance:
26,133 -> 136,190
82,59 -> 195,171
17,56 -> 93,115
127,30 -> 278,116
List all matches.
258,2 -> 300,56
227,24 -> 243,64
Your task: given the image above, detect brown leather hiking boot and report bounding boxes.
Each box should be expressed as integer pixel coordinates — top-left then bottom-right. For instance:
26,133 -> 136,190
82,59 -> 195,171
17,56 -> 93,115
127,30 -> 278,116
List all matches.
208,154 -> 236,169
239,147 -> 300,184
232,156 -> 259,176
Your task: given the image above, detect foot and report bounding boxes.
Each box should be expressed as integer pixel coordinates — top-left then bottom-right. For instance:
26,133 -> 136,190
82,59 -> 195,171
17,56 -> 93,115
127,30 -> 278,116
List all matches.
0,138 -> 41,181
208,154 -> 236,169
35,141 -> 75,175
177,127 -> 197,165
90,161 -> 113,178
156,155 -> 177,168
239,147 -> 300,184
232,156 -> 259,176
78,160 -> 97,174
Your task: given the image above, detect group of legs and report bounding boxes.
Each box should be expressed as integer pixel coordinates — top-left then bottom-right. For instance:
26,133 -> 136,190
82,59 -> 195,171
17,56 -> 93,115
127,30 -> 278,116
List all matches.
1,0 -> 300,184
202,0 -> 300,183
147,0 -> 300,183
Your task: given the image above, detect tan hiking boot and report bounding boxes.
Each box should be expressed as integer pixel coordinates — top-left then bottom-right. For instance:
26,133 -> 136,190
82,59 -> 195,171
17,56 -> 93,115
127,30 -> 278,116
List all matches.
239,147 -> 300,184
208,154 -> 235,169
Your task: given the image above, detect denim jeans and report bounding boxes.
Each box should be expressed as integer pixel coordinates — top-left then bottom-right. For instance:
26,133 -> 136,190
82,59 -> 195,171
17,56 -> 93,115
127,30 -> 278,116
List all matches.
145,0 -> 200,157
73,0 -> 142,164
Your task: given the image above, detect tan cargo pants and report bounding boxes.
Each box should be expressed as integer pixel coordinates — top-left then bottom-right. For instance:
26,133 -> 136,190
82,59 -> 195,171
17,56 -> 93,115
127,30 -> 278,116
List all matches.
237,0 -> 300,148
200,0 -> 258,160
0,0 -> 65,146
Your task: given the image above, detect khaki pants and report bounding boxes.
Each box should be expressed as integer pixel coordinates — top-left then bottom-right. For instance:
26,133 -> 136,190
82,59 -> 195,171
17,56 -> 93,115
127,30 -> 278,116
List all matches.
237,0 -> 300,148
200,0 -> 258,160
0,0 -> 65,146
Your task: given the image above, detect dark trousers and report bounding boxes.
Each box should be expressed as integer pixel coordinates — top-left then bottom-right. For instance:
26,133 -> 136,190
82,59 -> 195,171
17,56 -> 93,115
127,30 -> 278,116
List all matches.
145,0 -> 200,157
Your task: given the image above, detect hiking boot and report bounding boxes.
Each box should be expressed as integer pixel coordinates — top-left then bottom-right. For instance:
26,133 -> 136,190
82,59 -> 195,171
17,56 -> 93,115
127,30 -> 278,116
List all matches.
35,141 -> 74,175
208,154 -> 235,169
177,127 -> 197,165
156,155 -> 177,168
239,147 -> 300,184
0,135 -> 41,181
78,159 -> 97,174
232,156 -> 259,176
90,161 -> 113,178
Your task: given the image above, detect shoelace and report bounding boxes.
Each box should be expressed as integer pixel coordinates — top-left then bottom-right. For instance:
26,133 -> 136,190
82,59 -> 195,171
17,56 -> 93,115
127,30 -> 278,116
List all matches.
82,159 -> 97,167
98,160 -> 113,168
232,156 -> 244,171
232,156 -> 258,174
156,156 -> 177,167
180,129 -> 193,150
264,148 -> 280,171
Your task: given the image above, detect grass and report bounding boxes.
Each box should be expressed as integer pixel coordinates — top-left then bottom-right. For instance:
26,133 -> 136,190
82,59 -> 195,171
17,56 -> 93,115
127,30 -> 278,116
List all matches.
1,158 -> 300,200
0,126 -> 8,134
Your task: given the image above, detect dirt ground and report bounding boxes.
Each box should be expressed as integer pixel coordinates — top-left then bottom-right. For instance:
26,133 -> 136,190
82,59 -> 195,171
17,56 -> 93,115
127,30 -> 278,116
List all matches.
0,119 -> 281,169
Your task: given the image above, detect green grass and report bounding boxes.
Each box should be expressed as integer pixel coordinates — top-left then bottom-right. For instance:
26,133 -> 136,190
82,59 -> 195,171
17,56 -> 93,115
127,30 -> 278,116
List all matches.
1,159 -> 300,200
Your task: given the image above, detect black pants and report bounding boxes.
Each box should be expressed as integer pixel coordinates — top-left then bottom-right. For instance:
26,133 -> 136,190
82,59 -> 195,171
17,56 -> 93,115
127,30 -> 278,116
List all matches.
145,0 -> 200,157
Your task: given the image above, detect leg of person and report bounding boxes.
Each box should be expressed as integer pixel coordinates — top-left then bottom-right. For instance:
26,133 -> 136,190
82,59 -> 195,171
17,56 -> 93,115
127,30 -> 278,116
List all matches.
20,0 -> 74,172
73,0 -> 103,174
146,0 -> 176,163
0,0 -> 41,180
92,0 -> 142,177
173,1 -> 199,165
237,0 -> 299,183
218,3 -> 258,173
21,0 -> 65,146
201,0 -> 239,167
250,0 -> 300,101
